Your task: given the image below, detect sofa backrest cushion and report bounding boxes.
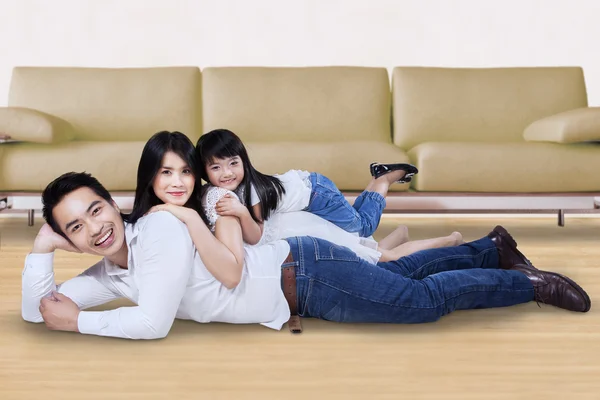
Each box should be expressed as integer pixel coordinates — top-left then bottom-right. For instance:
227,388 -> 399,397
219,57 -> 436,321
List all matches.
202,66 -> 391,142
392,66 -> 588,149
8,66 -> 203,142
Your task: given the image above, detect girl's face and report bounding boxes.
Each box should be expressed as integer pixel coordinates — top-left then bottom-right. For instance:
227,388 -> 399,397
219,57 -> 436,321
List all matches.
152,151 -> 196,206
205,156 -> 245,191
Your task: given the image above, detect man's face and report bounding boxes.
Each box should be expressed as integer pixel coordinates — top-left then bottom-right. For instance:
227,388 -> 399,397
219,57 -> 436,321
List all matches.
52,187 -> 126,256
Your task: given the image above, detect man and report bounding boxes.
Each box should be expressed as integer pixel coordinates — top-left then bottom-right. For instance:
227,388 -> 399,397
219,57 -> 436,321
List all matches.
22,172 -> 590,340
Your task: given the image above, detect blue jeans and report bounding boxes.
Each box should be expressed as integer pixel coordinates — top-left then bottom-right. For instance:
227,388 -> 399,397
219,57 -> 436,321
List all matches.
283,236 -> 535,324
305,172 -> 385,237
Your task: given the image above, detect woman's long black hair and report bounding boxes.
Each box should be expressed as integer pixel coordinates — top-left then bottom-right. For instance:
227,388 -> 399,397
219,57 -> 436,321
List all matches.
125,131 -> 209,226
196,129 -> 285,222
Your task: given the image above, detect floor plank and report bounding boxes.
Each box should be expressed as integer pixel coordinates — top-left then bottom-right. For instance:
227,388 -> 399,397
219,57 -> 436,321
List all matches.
1,215 -> 599,400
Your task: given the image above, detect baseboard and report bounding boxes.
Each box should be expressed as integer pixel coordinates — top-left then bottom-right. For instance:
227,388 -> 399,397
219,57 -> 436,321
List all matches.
3,192 -> 600,214
345,192 -> 600,212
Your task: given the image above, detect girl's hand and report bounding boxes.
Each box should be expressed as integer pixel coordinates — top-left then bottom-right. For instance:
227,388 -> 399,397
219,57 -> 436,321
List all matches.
146,203 -> 197,224
216,194 -> 246,217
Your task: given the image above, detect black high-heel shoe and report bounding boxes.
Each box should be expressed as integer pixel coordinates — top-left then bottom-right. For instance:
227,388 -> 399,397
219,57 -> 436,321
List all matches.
370,163 -> 419,183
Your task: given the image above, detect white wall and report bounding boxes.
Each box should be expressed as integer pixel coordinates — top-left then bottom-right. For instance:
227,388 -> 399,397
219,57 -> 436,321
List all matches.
1,0 -> 600,105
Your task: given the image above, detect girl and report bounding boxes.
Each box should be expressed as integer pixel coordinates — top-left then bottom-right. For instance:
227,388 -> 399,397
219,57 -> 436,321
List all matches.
193,129 -> 462,261
196,128 -> 419,246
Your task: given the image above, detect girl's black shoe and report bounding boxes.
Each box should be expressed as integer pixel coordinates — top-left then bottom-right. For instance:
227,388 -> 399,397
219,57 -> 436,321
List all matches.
369,163 -> 419,183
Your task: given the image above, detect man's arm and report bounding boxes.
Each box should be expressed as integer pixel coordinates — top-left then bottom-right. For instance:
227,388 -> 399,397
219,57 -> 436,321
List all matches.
22,225 -> 120,323
76,212 -> 195,340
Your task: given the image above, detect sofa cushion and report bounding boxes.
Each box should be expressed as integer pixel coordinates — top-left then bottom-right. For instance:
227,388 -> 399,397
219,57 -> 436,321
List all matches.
408,142 -> 600,192
0,107 -> 75,144
8,67 -> 203,142
392,67 -> 588,150
524,107 -> 600,144
244,141 -> 411,192
202,67 -> 391,143
0,141 -> 411,193
0,141 -> 147,191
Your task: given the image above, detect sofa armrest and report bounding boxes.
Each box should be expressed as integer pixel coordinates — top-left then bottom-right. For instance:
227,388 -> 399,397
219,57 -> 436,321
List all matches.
0,107 -> 75,144
523,107 -> 600,144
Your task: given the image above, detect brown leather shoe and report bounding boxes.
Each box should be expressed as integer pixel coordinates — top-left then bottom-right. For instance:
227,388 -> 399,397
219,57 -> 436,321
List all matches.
512,264 -> 591,312
487,225 -> 536,270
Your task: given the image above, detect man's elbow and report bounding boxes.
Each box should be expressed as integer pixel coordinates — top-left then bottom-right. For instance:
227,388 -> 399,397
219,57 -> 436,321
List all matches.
144,324 -> 172,340
147,330 -> 169,340
135,317 -> 174,340
21,310 -> 43,324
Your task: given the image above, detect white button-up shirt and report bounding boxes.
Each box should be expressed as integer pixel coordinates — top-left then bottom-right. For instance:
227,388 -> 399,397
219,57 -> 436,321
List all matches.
21,211 -> 292,339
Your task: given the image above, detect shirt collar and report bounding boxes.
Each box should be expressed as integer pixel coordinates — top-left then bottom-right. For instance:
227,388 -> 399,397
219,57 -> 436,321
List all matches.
103,221 -> 137,277
104,257 -> 128,276
125,220 -> 139,244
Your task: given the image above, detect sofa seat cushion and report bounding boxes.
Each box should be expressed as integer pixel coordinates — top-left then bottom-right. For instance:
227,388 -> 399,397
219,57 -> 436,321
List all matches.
0,140 -> 412,193
0,141 -> 146,191
408,142 -> 600,192
244,141 -> 412,192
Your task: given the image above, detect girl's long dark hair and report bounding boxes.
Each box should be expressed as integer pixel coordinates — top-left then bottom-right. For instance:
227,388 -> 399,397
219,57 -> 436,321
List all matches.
125,131 -> 209,226
196,129 -> 285,222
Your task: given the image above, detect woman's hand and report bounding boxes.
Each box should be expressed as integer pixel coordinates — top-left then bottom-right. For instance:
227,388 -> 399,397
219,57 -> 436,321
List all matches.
216,194 -> 247,218
146,204 -> 198,225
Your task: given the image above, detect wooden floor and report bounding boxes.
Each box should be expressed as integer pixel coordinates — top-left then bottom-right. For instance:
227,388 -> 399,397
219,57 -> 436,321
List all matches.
1,215 -> 599,400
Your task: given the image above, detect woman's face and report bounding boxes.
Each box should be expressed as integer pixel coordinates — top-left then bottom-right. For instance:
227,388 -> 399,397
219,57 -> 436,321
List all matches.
152,151 -> 196,206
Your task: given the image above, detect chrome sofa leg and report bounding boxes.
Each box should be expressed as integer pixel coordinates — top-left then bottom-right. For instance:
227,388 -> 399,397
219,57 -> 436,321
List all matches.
28,209 -> 34,226
558,209 -> 565,227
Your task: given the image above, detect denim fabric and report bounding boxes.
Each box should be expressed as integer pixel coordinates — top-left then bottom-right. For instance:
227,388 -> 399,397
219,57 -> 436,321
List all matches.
283,236 -> 535,324
305,172 -> 385,237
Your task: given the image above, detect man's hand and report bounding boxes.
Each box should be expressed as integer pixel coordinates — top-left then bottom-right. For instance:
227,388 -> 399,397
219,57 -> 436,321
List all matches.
216,194 -> 247,218
39,292 -> 80,332
32,223 -> 81,254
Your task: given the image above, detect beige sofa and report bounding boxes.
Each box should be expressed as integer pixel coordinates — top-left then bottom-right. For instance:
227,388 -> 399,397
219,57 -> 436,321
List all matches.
393,66 -> 600,193
1,65 -> 599,224
0,66 -> 202,192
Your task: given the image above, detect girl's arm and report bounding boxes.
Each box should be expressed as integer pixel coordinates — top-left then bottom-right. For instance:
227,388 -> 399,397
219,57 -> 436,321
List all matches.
146,205 -> 244,289
238,202 -> 264,245
216,194 -> 263,245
